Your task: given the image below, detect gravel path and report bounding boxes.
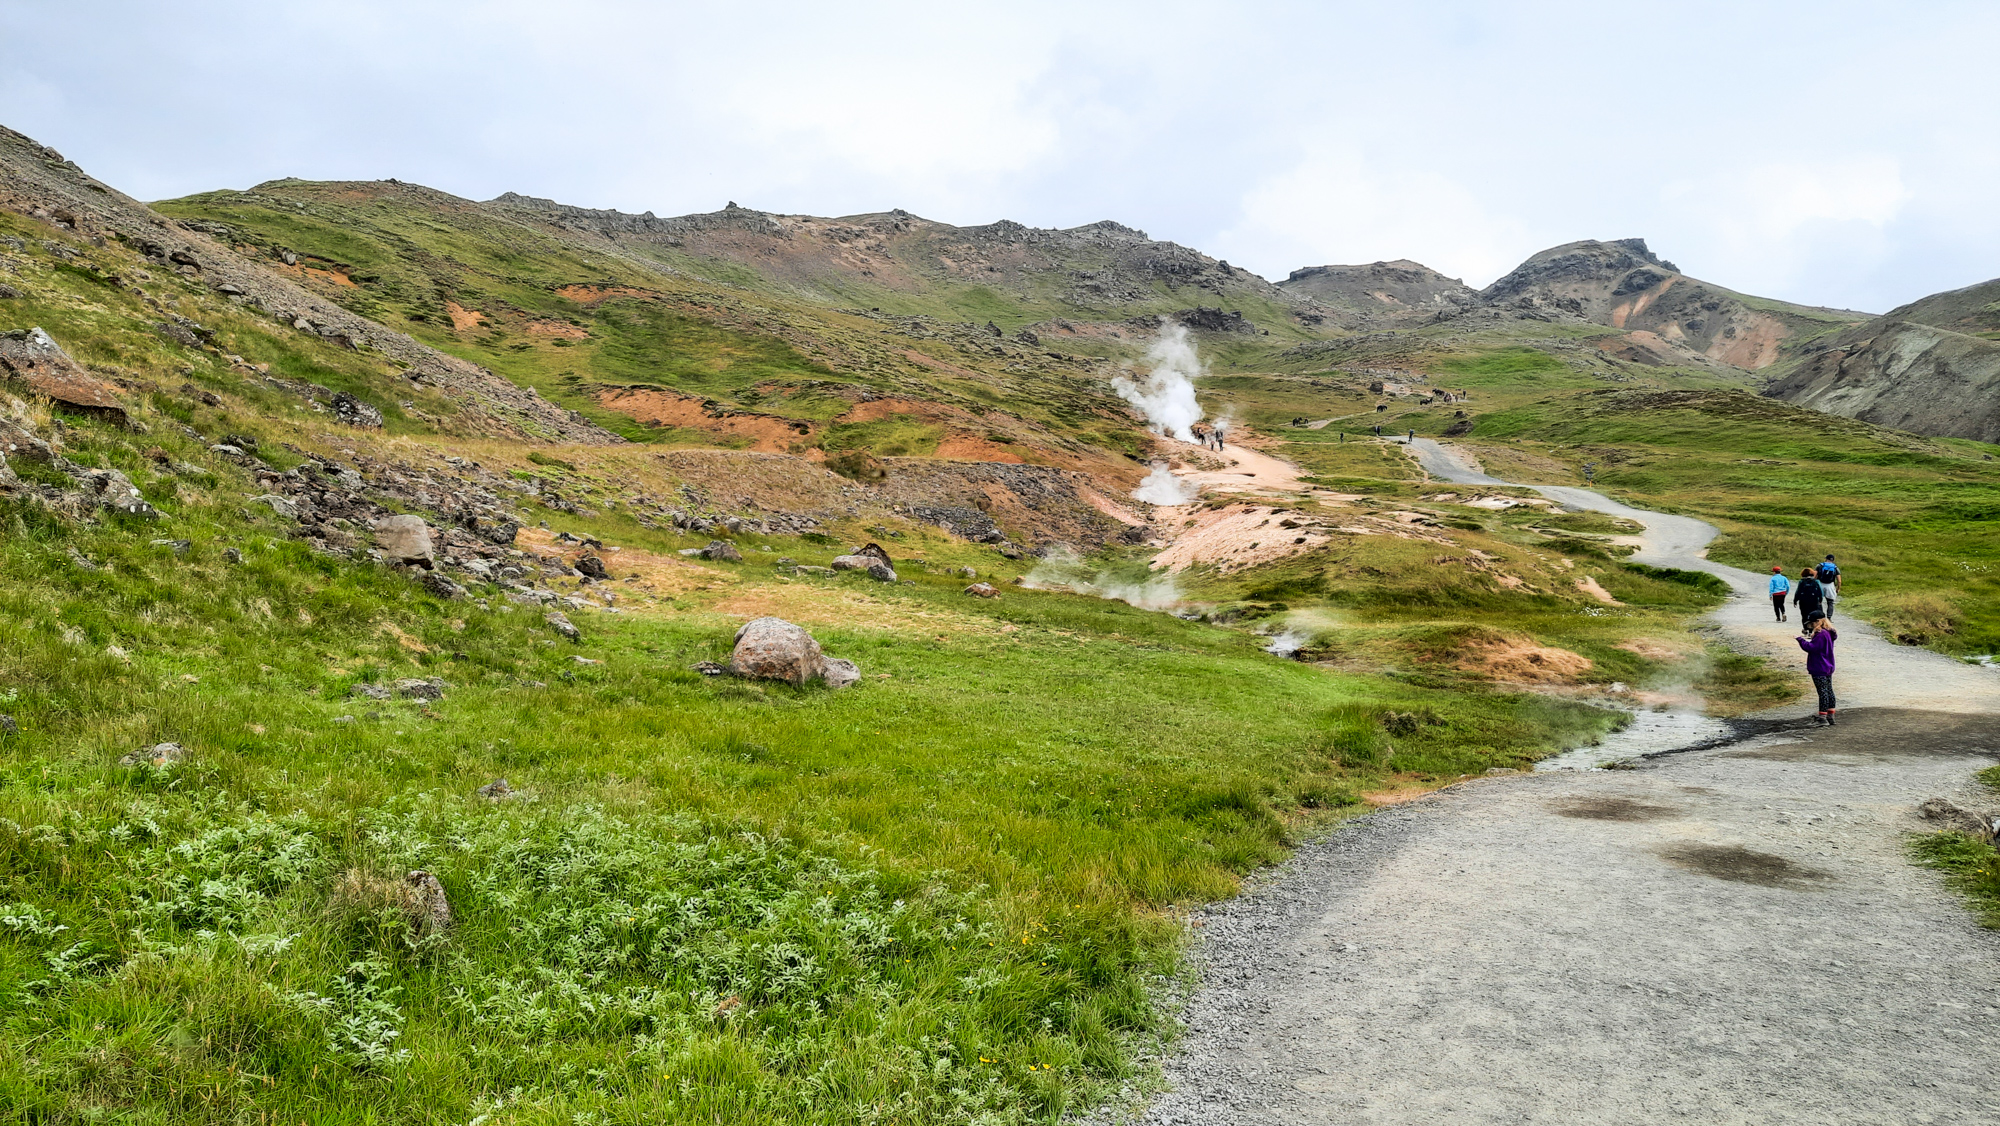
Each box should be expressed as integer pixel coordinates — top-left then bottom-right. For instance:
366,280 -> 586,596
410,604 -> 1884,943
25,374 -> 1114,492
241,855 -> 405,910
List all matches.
1136,441 -> 2000,1124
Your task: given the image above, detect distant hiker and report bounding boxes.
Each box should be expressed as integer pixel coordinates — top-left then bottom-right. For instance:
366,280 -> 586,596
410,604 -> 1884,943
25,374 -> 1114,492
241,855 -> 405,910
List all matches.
1340,431 -> 1346,443
1796,615 -> 1838,725
1768,566 -> 1790,622
1191,423 -> 1209,447
1791,565 -> 1827,622
1373,424 -> 1382,437
1406,429 -> 1415,443
1820,554 -> 1842,595
1583,462 -> 1596,483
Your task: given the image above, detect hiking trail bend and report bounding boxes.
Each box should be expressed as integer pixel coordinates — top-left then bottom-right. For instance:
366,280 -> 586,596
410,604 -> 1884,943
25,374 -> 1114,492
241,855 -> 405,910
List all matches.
1135,439 -> 2000,1126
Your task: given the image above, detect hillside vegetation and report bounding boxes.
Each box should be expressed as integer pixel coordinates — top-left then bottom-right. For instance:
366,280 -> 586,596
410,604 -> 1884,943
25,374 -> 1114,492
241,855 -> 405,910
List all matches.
3,120 -> 1996,1124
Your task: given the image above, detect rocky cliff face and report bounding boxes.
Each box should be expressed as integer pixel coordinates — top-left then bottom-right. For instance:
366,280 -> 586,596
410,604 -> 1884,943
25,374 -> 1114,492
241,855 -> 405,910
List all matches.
1762,277 -> 2000,443
1274,260 -> 1477,328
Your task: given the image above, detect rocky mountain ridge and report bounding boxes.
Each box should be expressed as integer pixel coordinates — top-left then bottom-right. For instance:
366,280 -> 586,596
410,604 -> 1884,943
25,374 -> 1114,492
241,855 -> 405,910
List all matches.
1761,275 -> 2000,442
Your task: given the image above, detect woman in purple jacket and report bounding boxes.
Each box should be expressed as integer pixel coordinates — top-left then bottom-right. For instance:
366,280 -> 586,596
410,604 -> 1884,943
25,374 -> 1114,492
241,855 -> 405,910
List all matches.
1796,615 -> 1838,725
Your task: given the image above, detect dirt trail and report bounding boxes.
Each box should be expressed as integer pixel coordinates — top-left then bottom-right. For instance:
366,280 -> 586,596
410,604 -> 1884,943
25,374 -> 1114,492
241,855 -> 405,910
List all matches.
1138,440 -> 2000,1125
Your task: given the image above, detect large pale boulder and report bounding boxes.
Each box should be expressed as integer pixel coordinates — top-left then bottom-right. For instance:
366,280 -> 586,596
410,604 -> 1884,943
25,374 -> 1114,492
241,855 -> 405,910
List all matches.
376,514 -> 434,567
728,616 -> 859,688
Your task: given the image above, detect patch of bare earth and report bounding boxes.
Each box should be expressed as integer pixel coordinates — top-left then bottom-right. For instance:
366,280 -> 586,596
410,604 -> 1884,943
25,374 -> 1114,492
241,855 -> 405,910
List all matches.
597,388 -> 812,452
1456,637 -> 1593,683
446,301 -> 486,331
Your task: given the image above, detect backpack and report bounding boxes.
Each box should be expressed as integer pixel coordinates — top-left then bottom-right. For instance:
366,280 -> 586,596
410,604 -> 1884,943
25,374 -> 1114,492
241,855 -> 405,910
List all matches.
1817,563 -> 1837,583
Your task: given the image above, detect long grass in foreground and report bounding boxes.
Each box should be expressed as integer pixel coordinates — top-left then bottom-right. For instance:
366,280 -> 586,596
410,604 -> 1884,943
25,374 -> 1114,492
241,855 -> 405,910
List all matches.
0,481 -> 1618,1124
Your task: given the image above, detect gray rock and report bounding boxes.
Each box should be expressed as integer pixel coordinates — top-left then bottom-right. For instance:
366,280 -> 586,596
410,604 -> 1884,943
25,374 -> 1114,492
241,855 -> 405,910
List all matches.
375,514 -> 433,567
394,677 -> 446,700
544,610 -> 581,642
418,571 -> 465,600
0,714 -> 16,736
119,741 -> 187,767
822,657 -> 861,689
701,540 -> 743,563
330,391 -> 383,428
831,555 -> 898,582
150,538 -> 191,555
691,660 -> 728,677
575,554 -> 609,580
349,682 -> 392,700
249,493 -> 297,519
476,778 -> 514,801
222,547 -> 243,564
964,582 -> 1000,598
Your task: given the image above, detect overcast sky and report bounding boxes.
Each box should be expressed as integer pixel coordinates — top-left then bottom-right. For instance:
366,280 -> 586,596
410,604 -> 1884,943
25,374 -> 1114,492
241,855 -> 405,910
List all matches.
5,0 -> 1995,313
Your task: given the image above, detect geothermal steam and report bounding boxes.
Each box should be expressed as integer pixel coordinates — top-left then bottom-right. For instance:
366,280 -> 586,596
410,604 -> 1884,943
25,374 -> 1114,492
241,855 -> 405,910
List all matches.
1112,324 -> 1205,443
1023,547 -> 1182,611
1133,463 -> 1199,505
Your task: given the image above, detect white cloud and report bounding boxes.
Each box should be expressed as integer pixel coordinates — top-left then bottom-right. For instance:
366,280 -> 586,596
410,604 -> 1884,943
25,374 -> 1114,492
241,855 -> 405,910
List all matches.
1214,147 -> 1540,286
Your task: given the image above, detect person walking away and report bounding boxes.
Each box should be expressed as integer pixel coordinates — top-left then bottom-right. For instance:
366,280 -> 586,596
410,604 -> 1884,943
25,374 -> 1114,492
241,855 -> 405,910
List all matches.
1796,615 -> 1838,725
1407,429 -> 1415,443
1819,555 -> 1841,619
1792,565 -> 1826,622
1768,566 -> 1790,622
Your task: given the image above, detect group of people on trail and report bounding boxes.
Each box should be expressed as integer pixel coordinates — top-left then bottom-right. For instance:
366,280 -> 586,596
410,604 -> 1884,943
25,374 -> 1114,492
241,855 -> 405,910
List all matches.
1769,555 -> 1844,726
1189,423 -> 1227,452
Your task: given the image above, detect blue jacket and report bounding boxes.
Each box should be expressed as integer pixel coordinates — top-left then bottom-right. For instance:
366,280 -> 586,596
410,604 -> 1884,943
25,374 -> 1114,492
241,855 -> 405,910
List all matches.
1769,574 -> 1790,594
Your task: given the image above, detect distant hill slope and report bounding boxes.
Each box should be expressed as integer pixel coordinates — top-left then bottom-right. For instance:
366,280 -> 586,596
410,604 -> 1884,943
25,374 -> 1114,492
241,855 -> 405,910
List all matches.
0,128 -> 615,444
1476,238 -> 1868,370
1762,276 -> 2000,443
488,193 -> 1329,335
1274,260 -> 1477,328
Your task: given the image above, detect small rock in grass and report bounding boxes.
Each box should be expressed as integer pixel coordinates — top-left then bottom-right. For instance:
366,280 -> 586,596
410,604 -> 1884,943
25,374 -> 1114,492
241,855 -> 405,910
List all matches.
0,714 -> 17,736
249,494 -> 297,519
544,609 -> 580,642
822,657 -> 860,689
419,571 -> 465,599
150,538 -> 191,555
403,870 -> 452,936
375,514 -> 434,568
691,660 -> 728,677
332,715 -> 356,724
701,540 -> 743,563
476,778 -> 514,801
394,677 -> 445,700
349,682 -> 391,700
119,741 -> 187,767
575,554 -> 609,580
831,555 -> 897,582
572,655 -> 602,665
222,547 -> 242,564
1918,797 -> 1997,841
964,582 -> 1000,599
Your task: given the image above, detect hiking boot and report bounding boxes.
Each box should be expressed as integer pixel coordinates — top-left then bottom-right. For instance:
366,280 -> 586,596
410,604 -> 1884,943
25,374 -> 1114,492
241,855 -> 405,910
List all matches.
1826,712 -> 1837,726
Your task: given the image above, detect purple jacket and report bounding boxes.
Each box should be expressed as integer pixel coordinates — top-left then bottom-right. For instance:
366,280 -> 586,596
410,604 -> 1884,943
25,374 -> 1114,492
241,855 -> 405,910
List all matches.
1796,627 -> 1837,676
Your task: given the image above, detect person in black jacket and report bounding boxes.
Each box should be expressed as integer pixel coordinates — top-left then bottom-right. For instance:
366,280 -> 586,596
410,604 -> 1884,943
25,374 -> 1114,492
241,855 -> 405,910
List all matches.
1792,565 -> 1826,621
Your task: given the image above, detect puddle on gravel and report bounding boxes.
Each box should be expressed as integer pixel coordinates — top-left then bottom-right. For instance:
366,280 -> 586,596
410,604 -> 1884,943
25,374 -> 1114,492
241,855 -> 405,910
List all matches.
1659,844 -> 1831,889
1549,796 -> 1682,822
1536,707 -> 1732,771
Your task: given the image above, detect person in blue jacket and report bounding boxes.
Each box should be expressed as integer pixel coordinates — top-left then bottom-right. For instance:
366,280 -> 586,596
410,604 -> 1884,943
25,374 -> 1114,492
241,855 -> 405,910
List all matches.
1768,566 -> 1791,622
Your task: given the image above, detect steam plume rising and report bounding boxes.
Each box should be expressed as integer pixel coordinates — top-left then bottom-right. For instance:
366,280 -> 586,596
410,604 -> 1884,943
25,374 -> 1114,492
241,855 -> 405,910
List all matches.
1132,463 -> 1198,505
1112,323 -> 1205,442
1021,547 -> 1182,611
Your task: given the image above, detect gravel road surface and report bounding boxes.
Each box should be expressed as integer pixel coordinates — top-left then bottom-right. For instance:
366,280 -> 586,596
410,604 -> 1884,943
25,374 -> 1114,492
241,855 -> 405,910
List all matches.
1136,441 -> 2000,1125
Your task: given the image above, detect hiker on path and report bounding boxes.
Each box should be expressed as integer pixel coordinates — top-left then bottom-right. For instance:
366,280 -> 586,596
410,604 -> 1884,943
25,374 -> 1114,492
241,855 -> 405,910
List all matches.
1796,615 -> 1839,725
1768,566 -> 1791,622
1792,565 -> 1828,622
1819,555 -> 1842,617
1407,429 -> 1415,443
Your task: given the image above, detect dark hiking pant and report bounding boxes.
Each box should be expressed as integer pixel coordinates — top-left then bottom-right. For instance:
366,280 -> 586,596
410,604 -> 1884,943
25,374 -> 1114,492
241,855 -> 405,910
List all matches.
1812,673 -> 1836,713
1771,593 -> 1787,620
